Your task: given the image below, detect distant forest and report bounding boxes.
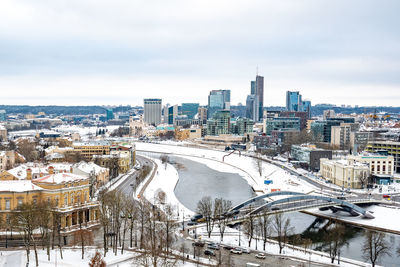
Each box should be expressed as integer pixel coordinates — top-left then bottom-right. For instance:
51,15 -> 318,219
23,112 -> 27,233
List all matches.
0,105 -> 132,115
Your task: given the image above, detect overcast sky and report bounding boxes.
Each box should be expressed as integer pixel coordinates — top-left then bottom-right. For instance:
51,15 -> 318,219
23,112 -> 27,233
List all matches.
1,0 -> 399,107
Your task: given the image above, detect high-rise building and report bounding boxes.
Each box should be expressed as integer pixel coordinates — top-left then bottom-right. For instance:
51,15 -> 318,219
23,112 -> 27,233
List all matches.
181,103 -> 199,119
106,109 -> 114,121
206,110 -> 231,136
144,98 -> 162,126
198,107 -> 208,123
286,91 -> 302,111
165,105 -> 178,125
246,75 -> 264,122
208,90 -> 230,118
255,75 -> 264,121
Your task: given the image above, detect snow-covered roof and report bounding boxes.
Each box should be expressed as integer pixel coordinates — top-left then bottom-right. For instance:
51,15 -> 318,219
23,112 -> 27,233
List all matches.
74,162 -> 107,175
33,173 -> 87,184
0,180 -> 43,192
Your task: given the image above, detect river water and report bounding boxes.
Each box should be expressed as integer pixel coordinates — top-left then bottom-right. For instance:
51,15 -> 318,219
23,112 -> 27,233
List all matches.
168,155 -> 400,266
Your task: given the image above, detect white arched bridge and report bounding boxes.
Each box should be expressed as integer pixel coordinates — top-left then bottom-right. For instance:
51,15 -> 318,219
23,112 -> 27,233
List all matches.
228,191 -> 378,219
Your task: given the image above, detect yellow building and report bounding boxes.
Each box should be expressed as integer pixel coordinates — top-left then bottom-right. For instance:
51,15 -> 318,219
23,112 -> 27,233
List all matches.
0,168 -> 99,232
73,141 -> 110,161
320,158 -> 369,189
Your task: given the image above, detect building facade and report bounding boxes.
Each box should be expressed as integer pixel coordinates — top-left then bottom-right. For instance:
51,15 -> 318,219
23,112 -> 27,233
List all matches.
366,141 -> 400,173
144,98 -> 162,126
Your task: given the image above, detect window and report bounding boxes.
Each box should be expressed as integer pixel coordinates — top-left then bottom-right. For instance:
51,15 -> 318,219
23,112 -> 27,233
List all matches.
33,198 -> 37,205
17,199 -> 23,206
55,197 -> 59,206
5,199 -> 10,210
64,195 -> 68,206
71,194 -> 74,204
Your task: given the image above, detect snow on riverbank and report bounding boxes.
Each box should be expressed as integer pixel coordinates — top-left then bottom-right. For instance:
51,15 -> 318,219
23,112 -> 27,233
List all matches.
136,142 -> 316,196
142,158 -> 195,219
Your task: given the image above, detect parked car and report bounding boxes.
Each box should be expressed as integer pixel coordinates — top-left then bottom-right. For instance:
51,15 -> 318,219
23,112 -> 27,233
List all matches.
207,243 -> 220,250
192,241 -> 205,247
255,253 -> 266,259
242,247 -> 251,254
204,250 -> 215,256
187,221 -> 197,226
222,245 -> 234,250
230,248 -> 243,254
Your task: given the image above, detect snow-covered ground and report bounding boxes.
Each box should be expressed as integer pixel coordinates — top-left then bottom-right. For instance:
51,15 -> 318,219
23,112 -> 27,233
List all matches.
142,158 -> 195,220
0,248 -> 206,267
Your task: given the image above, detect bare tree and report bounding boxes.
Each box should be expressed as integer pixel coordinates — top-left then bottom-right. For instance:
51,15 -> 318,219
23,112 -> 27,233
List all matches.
196,196 -> 214,238
253,154 -> 263,177
160,155 -> 169,170
272,213 -> 293,254
72,227 -> 94,259
362,231 -> 391,267
258,213 -> 271,251
13,202 -> 39,266
214,198 -> 232,241
243,205 -> 256,247
325,223 -> 346,264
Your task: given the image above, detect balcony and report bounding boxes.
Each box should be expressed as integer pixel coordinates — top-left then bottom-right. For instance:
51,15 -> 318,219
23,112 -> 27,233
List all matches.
56,200 -> 99,213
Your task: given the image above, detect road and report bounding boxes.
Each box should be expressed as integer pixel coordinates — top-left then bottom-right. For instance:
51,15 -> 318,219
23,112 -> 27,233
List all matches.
117,155 -> 153,198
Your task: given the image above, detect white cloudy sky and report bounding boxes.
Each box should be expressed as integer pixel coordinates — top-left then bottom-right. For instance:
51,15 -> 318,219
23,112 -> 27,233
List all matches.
1,0 -> 399,106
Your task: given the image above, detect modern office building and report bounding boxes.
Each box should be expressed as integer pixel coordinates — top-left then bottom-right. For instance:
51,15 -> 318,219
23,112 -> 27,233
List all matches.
106,109 -> 114,121
246,75 -> 264,122
231,117 -> 254,136
265,117 -> 301,135
206,110 -> 231,136
208,90 -> 230,118
163,104 -> 178,125
198,107 -> 208,122
181,103 -> 199,119
286,91 -> 302,112
291,144 -> 332,171
144,98 -> 162,125
351,131 -> 374,152
279,111 -> 308,130
311,120 -> 342,143
366,141 -> 400,173
302,100 -> 312,117
331,125 -> 352,150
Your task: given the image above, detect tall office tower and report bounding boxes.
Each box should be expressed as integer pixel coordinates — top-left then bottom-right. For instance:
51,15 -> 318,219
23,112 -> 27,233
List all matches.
302,100 -> 312,118
167,105 -> 178,125
207,89 -> 231,118
246,75 -> 264,122
144,98 -> 162,126
286,91 -> 302,111
255,75 -> 264,121
198,107 -> 208,123
250,81 -> 256,94
181,103 -> 199,119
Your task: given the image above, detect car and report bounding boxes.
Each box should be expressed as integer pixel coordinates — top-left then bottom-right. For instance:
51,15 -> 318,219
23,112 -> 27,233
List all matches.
255,253 -> 266,259
187,221 -> 197,226
207,243 -> 220,250
222,245 -> 234,250
192,241 -> 205,247
130,183 -> 134,186
383,194 -> 390,198
337,196 -> 346,200
242,247 -> 251,254
230,248 -> 242,254
204,249 -> 215,256
190,214 -> 203,222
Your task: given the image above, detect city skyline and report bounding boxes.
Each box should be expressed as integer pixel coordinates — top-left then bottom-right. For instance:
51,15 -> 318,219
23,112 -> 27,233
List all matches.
1,0 -> 400,106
